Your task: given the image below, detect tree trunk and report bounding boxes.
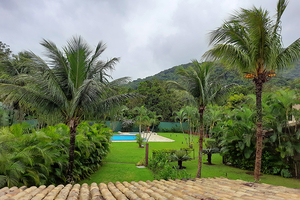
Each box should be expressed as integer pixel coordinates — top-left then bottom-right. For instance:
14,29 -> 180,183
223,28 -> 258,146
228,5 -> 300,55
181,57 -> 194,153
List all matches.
178,160 -> 183,169
196,106 -> 205,178
145,143 -> 149,166
254,80 -> 264,182
67,118 -> 78,183
180,121 -> 188,145
139,124 -> 142,148
207,152 -> 212,165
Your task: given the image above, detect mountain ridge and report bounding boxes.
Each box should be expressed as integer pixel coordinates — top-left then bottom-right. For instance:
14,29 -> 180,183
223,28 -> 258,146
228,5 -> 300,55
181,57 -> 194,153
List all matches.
126,62 -> 300,89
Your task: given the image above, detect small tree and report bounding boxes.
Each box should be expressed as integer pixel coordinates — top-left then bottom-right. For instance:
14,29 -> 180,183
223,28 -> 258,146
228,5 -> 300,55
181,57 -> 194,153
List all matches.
134,106 -> 149,147
169,150 -> 191,169
203,140 -> 220,165
168,60 -> 234,178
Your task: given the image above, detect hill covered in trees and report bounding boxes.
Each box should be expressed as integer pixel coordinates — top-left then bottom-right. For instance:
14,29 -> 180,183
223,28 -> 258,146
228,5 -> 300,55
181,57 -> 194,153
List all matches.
126,62 -> 300,89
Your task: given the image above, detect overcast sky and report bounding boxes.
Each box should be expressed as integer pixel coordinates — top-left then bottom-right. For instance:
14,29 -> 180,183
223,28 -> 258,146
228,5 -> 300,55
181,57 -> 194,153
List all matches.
1,0 -> 299,81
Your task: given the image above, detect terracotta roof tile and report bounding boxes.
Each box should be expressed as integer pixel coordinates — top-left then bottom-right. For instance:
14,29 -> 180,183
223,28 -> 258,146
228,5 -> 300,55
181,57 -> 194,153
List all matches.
0,177 -> 300,200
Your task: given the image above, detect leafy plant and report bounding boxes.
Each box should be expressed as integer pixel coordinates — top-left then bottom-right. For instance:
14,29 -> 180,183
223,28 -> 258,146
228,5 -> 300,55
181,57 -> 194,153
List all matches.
0,122 -> 111,187
168,150 -> 191,169
135,134 -> 144,148
136,158 -> 145,166
281,169 -> 292,178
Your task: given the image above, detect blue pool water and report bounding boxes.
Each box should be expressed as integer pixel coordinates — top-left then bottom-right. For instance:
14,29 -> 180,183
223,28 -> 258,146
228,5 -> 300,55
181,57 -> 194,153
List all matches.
112,135 -> 137,141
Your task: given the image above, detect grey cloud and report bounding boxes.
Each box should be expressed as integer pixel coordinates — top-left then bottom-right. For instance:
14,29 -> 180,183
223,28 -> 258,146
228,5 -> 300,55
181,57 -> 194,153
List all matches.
1,0 -> 299,80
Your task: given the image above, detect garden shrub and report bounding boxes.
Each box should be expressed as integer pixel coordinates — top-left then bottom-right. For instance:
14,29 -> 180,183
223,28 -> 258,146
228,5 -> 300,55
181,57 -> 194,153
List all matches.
159,126 -> 182,133
157,165 -> 191,180
148,149 -> 191,180
152,149 -> 177,159
136,157 -> 145,166
281,169 -> 293,178
0,121 -> 112,187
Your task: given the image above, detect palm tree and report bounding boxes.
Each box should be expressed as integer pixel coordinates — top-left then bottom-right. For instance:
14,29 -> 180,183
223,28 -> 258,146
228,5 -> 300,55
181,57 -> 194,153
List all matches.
203,0 -> 300,181
168,60 -> 233,178
134,106 -> 149,132
149,111 -> 162,132
0,36 -> 135,182
182,105 -> 197,147
173,109 -> 188,144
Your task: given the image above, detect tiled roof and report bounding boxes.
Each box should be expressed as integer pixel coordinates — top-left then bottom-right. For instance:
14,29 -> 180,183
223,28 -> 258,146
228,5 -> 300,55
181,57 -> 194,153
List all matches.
0,177 -> 300,200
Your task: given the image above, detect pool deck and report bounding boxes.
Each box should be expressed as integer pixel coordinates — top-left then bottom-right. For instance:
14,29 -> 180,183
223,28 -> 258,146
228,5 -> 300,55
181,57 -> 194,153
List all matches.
113,132 -> 175,142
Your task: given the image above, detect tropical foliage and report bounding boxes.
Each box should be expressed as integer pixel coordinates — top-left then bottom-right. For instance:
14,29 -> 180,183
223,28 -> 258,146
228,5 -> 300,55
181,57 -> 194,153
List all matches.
0,122 -> 111,188
204,0 -> 300,181
0,36 -> 134,181
168,60 -> 234,178
212,90 -> 300,178
148,150 -> 190,180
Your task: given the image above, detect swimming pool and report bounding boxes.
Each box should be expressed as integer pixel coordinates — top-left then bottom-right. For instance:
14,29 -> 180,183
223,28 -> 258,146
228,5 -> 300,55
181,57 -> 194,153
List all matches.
112,135 -> 137,141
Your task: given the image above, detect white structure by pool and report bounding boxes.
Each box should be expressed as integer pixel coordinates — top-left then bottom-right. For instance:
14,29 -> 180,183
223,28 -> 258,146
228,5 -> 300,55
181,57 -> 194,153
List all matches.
113,132 -> 174,142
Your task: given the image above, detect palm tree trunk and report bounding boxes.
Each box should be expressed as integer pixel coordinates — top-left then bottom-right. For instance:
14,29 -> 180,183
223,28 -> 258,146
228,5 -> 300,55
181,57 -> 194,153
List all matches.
254,80 -> 263,181
180,121 -> 188,145
196,106 -> 205,178
67,118 -> 78,182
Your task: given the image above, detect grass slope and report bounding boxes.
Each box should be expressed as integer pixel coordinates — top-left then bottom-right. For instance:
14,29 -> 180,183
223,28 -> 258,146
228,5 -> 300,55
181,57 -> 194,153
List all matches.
80,133 -> 300,188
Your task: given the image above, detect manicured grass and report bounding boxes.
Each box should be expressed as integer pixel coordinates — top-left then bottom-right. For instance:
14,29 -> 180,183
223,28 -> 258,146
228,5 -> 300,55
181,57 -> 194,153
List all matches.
80,163 -> 153,185
80,133 -> 300,188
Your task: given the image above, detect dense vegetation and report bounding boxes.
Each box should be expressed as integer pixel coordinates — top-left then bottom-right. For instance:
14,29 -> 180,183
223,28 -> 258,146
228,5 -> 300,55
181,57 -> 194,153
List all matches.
212,90 -> 300,178
0,122 -> 111,188
0,36 -> 134,182
126,62 -> 300,90
0,0 -> 300,188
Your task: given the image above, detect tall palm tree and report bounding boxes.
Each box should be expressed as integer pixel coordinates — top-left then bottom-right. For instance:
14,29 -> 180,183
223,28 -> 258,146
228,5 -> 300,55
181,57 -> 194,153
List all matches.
203,0 -> 300,181
182,105 -> 198,147
173,109 -> 188,144
0,36 -> 135,182
168,60 -> 233,178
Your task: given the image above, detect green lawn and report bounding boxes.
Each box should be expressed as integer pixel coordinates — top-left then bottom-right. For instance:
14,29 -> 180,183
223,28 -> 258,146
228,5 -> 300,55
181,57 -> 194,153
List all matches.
80,133 -> 300,188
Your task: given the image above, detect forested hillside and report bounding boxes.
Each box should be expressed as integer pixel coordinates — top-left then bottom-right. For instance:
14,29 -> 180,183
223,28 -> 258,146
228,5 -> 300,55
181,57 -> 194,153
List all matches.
126,62 -> 300,89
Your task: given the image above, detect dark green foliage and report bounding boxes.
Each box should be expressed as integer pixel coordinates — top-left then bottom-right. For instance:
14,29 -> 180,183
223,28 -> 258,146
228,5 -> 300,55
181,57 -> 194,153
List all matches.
126,62 -> 300,90
213,90 -> 300,177
168,150 -> 191,169
0,41 -> 11,59
152,149 -> 177,157
203,141 -> 220,164
215,107 -> 257,169
159,126 -> 182,133
148,150 -> 191,180
0,122 -> 111,188
132,79 -> 183,121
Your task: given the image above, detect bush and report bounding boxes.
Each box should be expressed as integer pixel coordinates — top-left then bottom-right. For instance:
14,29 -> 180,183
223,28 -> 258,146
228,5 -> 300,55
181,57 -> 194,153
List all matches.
281,169 -> 292,178
135,134 -> 144,148
148,151 -> 169,172
148,149 -> 191,180
159,125 -> 182,133
136,157 -> 145,166
152,149 -> 176,157
156,165 -> 191,180
0,121 -> 112,187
